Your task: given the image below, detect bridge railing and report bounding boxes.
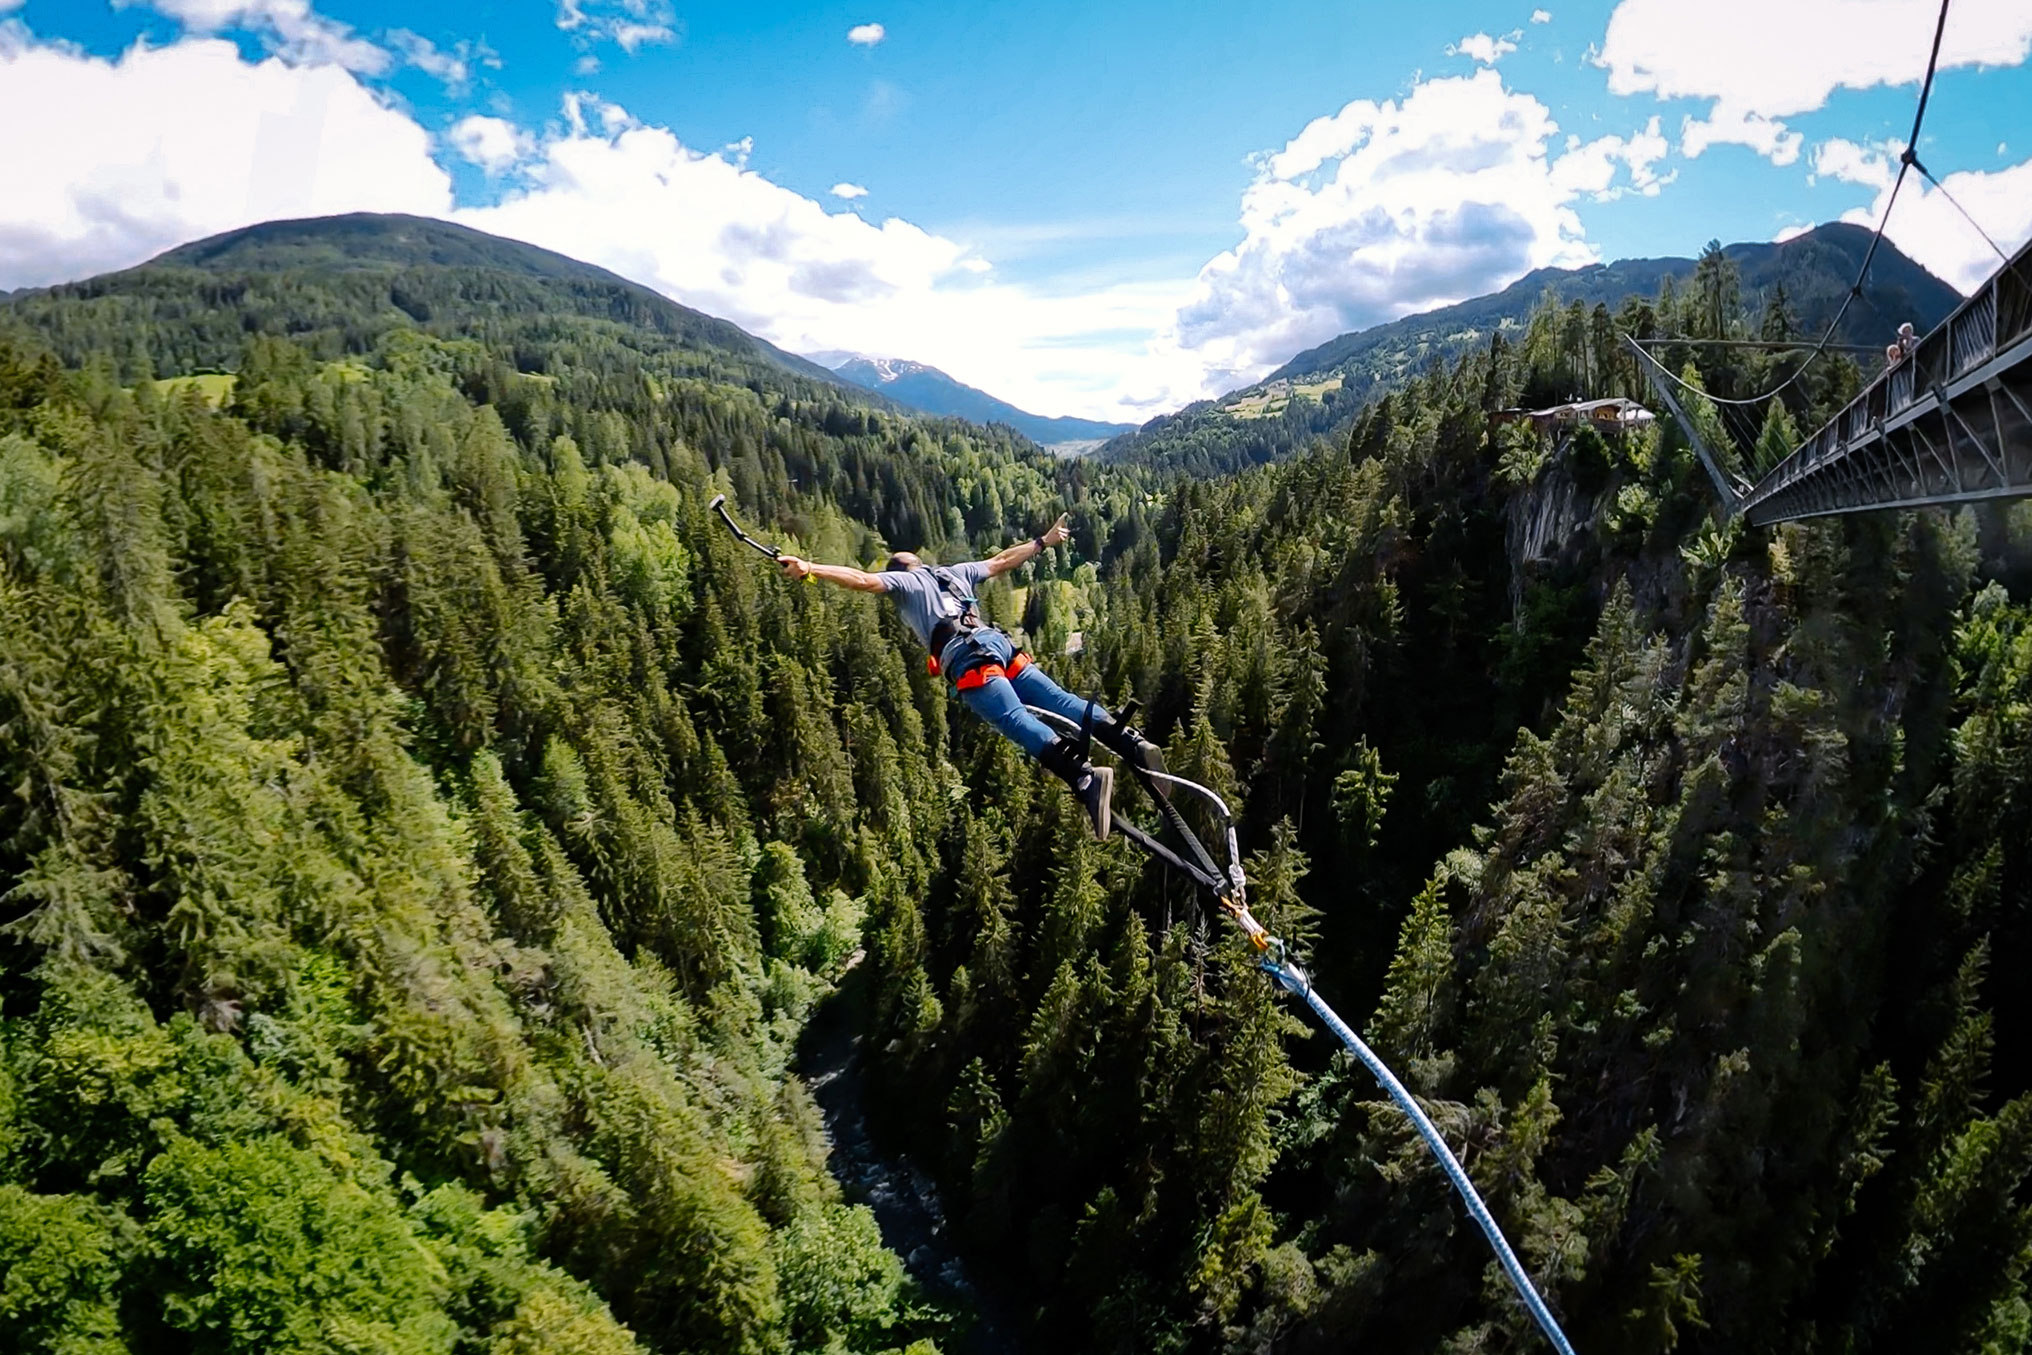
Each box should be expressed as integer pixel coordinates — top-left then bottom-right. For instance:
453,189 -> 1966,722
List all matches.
1750,238 -> 2032,500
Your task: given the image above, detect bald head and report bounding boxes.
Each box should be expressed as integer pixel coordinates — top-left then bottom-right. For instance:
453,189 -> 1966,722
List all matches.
885,551 -> 923,572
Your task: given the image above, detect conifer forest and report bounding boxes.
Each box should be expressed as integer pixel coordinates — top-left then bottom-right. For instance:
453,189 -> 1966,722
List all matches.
2,219 -> 2031,1355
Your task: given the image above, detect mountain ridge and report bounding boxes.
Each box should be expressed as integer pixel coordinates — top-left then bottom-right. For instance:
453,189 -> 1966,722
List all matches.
1101,222 -> 1963,472
826,354 -> 1135,447
1263,222 -> 1960,389
1,212 -> 871,398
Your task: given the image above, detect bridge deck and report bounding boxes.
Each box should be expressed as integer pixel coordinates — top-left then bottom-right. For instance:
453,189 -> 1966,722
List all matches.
1738,240 -> 2032,527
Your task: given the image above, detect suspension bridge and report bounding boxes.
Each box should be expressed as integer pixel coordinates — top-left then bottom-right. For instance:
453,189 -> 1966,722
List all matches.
1633,236 -> 2032,530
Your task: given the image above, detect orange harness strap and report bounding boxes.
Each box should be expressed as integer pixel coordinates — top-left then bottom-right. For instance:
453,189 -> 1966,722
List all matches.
953,662 -> 1005,691
949,649 -> 1030,692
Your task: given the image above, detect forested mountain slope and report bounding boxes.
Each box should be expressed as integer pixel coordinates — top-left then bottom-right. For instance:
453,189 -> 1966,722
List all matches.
1104,223 -> 1960,476
4,212 -> 850,394
2,217 -> 2032,1355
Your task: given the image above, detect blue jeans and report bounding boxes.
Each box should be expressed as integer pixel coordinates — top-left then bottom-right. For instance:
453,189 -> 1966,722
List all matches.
952,630 -> 1110,761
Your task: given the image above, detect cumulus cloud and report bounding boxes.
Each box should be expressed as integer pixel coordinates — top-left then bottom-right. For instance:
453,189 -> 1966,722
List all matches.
1551,116 -> 1674,199
0,22 -> 1186,419
1811,136 -> 1898,191
1448,31 -> 1519,64
556,0 -> 675,53
1681,106 -> 1803,164
456,113 -> 960,349
1531,8 -> 1552,21
0,31 -> 449,290
119,0 -> 389,72
847,22 -> 885,46
450,115 -> 534,174
452,102 -> 1203,417
1598,0 -> 2032,165
830,182 -> 868,199
1171,70 -> 1660,386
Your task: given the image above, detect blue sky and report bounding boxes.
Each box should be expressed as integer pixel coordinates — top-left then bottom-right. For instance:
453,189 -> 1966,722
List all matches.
3,0 -> 2029,419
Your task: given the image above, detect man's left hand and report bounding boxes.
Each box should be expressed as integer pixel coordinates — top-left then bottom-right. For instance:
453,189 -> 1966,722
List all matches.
1041,513 -> 1070,548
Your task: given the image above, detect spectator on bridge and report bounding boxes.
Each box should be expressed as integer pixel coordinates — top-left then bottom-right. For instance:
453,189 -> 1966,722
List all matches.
1886,341 -> 1904,369
1898,321 -> 1919,358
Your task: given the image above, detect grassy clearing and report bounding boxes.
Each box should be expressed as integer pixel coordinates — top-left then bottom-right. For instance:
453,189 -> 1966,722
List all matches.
1226,373 -> 1342,421
153,373 -> 238,406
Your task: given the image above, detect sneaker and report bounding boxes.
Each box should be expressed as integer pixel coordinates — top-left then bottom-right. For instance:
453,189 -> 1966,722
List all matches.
1076,765 -> 1114,841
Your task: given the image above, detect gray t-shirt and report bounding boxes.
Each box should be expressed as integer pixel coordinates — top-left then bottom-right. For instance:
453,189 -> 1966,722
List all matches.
882,560 -> 992,664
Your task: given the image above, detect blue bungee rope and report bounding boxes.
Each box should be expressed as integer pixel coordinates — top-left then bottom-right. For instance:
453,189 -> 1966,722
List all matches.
1261,950 -> 1580,1355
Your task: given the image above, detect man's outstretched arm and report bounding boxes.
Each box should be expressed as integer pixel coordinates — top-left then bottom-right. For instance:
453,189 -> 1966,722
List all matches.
779,555 -> 889,592
982,513 -> 1070,578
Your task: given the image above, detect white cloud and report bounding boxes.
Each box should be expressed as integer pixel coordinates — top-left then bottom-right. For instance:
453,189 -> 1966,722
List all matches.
1531,8 -> 1553,21
1834,153 -> 2032,292
1774,222 -> 1815,242
1601,0 -> 2032,115
610,22 -> 673,52
847,22 -> 885,46
1599,0 -> 2032,166
1810,136 -> 1898,191
385,30 -> 496,91
387,30 -> 461,85
450,115 -> 533,174
0,32 -> 449,291
1170,70 -> 1652,386
0,0 -> 23,12
454,103 -> 1202,418
555,0 -> 675,53
120,0 -> 390,72
0,23 -> 1195,419
830,182 -> 868,199
1448,31 -> 1519,64
1681,106 -> 1802,165
1551,115 -> 1674,199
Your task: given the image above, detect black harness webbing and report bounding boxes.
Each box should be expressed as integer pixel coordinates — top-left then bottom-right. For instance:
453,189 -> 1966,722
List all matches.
926,566 -> 1006,677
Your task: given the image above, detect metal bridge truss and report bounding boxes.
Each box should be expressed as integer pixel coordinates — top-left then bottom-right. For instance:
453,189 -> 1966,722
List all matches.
1735,241 -> 2032,527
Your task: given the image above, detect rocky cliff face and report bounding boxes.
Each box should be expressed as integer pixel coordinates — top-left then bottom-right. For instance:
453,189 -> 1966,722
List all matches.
1504,453 -> 1606,619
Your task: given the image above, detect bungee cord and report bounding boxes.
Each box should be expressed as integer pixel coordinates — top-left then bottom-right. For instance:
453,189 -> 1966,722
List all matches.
1262,949 -> 1581,1355
1021,700 -> 1584,1353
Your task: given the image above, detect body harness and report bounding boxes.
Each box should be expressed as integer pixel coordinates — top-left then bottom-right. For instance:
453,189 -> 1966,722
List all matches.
922,566 -> 1028,691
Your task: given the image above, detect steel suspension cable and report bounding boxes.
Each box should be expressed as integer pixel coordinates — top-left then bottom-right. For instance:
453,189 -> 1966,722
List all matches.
1635,0 -> 1953,410
1913,159 -> 2012,266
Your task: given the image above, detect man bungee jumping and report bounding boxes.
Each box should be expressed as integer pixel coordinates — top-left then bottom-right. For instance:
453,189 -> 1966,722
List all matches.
777,514 -> 1162,840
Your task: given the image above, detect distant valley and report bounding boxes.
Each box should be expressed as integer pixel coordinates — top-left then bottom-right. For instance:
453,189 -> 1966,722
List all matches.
819,353 -> 1136,450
